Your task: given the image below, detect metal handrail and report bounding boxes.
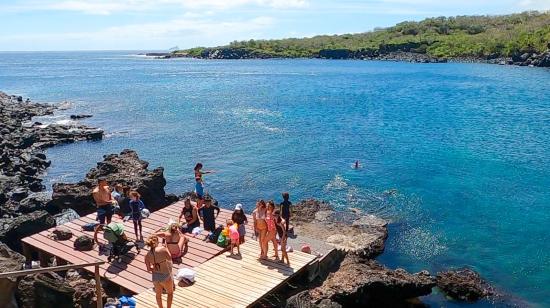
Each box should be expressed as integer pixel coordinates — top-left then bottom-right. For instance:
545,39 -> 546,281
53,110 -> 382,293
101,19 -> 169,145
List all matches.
0,260 -> 105,308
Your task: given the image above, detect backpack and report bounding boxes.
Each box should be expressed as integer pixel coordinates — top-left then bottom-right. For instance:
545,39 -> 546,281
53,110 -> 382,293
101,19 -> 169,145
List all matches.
103,223 -> 124,243
208,225 -> 223,243
82,222 -> 99,232
74,235 -> 94,251
216,233 -> 228,247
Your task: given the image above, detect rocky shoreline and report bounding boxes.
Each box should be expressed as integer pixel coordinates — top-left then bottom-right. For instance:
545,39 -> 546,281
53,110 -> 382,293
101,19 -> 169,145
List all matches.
160,47 -> 550,67
0,92 -> 511,307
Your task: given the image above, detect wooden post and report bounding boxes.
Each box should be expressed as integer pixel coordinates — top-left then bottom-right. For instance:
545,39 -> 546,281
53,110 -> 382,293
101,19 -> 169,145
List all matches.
94,265 -> 102,308
38,251 -> 49,267
21,242 -> 32,266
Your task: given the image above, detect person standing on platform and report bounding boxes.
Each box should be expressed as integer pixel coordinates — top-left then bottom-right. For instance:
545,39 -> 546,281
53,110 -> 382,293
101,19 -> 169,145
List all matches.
193,163 -> 214,209
279,192 -> 292,233
92,178 -> 117,225
144,236 -> 174,308
198,197 -> 220,232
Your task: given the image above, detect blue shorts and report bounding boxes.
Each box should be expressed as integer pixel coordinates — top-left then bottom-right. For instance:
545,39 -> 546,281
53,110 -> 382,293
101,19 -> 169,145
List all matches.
97,204 -> 114,224
195,182 -> 204,198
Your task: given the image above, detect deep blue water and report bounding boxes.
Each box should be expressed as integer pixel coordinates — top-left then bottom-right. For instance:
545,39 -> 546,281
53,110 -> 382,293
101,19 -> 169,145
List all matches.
0,51 -> 548,307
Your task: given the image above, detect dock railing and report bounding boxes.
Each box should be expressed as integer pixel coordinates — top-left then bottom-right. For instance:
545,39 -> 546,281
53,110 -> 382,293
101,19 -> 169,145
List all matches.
0,260 -> 105,308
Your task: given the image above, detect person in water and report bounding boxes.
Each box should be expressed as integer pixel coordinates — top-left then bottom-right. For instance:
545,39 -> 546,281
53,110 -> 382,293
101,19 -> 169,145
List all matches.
92,178 -> 117,225
155,221 -> 188,260
193,163 -> 214,209
279,192 -> 292,233
354,160 -> 360,169
178,197 -> 200,233
198,198 -> 220,231
144,236 -> 174,308
128,190 -> 144,241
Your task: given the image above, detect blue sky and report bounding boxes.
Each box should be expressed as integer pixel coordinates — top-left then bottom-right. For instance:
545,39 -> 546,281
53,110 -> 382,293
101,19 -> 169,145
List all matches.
0,0 -> 548,51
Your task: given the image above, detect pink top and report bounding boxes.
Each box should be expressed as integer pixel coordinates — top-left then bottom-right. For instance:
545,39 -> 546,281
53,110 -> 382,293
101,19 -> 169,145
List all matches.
229,225 -> 239,240
265,213 -> 276,232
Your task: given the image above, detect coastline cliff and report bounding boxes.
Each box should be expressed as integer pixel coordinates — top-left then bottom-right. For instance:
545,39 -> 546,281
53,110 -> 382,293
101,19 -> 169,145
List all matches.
167,11 -> 550,67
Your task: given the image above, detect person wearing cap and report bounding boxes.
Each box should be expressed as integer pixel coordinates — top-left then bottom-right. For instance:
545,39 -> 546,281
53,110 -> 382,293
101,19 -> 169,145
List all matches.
231,203 -> 248,244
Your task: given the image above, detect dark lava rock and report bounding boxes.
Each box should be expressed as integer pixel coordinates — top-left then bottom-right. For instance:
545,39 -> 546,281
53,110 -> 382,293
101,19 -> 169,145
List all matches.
50,149 -> 167,215
70,114 -> 93,120
436,268 -> 496,301
33,272 -> 75,308
53,208 -> 81,225
0,242 -> 25,308
291,199 -> 332,223
0,210 -> 55,251
295,254 -> 435,307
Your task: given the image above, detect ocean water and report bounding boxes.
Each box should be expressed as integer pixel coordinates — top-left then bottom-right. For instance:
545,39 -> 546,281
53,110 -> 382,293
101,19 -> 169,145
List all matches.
0,51 -> 548,307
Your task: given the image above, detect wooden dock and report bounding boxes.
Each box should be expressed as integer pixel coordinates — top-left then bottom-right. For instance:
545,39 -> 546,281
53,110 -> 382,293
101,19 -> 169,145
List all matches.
21,200 -> 318,306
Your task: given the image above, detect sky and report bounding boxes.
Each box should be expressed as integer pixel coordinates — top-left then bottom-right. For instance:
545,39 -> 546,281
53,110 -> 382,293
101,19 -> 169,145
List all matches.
0,0 -> 549,51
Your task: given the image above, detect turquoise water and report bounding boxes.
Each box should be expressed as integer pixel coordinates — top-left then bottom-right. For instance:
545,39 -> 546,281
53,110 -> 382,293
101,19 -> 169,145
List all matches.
0,51 -> 548,306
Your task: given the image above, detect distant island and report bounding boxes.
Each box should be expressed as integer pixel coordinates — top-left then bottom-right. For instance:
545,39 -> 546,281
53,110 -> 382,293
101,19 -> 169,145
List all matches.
161,11 -> 550,66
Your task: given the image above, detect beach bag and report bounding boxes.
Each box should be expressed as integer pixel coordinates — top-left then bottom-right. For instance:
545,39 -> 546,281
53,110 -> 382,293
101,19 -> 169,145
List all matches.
82,222 -> 99,231
103,223 -> 124,243
216,233 -> 228,247
74,235 -> 94,251
208,225 -> 223,243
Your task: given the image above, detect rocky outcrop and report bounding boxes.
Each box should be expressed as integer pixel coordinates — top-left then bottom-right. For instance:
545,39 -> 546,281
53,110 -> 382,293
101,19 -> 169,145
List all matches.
0,92 -> 103,234
0,243 -> 25,308
50,149 -> 167,215
436,268 -> 496,301
287,254 -> 435,307
0,210 -> 56,251
291,199 -> 388,258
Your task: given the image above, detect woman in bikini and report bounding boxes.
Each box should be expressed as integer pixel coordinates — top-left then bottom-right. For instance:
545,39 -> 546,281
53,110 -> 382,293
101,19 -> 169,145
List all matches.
178,197 -> 199,233
155,222 -> 188,261
194,163 -> 214,209
252,199 -> 268,259
144,236 -> 174,308
264,201 -> 279,261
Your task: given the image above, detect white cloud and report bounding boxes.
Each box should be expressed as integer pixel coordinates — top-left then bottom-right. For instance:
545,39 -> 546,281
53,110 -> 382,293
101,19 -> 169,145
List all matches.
518,0 -> 550,10
0,15 -> 275,50
5,0 -> 308,15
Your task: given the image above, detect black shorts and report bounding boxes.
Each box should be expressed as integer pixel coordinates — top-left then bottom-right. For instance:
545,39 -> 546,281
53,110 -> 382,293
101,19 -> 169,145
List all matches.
97,204 -> 114,224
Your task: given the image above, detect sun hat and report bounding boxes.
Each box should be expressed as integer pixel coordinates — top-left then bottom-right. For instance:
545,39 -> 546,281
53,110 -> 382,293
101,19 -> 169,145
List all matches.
235,203 -> 243,211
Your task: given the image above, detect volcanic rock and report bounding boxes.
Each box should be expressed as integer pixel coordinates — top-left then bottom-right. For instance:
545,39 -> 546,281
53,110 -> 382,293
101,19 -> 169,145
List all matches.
0,243 -> 25,308
50,149 -> 167,215
0,210 -> 55,251
436,268 -> 496,301
293,254 -> 435,307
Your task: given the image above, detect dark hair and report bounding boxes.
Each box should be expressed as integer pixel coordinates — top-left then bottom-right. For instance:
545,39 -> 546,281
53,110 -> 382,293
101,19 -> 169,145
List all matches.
129,191 -> 140,199
282,192 -> 290,200
194,163 -> 203,171
97,178 -> 107,184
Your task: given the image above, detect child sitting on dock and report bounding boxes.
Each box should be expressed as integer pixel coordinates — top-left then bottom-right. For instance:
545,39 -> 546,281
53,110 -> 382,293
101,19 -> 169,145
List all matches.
128,190 -> 145,241
228,219 -> 240,255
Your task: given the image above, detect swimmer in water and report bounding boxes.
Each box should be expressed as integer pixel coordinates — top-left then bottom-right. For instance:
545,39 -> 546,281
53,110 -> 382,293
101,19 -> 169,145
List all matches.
354,160 -> 360,169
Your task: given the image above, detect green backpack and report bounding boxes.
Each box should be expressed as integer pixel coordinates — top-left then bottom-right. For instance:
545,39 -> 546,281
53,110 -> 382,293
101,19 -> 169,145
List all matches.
216,233 -> 228,247
103,223 -> 124,243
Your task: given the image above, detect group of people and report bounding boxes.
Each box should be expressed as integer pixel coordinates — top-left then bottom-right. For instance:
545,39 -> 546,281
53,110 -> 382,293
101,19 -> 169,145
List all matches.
92,178 -> 147,241
91,163 -> 293,308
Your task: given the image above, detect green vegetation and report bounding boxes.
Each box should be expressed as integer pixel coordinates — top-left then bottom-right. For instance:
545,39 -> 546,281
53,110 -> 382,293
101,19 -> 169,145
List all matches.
175,11 -> 550,59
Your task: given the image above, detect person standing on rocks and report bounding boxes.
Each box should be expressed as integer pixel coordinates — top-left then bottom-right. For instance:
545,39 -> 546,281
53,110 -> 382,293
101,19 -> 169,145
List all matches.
92,178 -> 117,224
194,163 -> 214,209
279,192 -> 292,233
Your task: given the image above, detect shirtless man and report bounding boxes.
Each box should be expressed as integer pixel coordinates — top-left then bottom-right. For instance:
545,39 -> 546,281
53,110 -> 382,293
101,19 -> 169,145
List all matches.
92,178 -> 117,225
